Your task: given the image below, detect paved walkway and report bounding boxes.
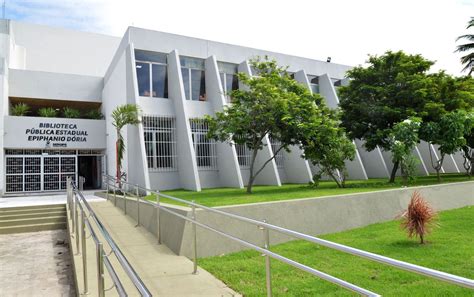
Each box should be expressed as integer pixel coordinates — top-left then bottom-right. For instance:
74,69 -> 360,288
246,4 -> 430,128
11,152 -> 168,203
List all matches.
0,230 -> 76,297
0,192 -> 103,208
71,199 -> 238,296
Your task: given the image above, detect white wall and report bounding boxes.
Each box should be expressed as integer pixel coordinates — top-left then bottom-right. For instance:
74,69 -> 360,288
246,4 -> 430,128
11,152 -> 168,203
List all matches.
10,21 -> 120,76
9,69 -> 103,102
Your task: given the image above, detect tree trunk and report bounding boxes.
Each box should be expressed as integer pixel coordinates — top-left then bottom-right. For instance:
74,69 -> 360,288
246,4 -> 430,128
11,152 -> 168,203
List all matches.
116,140 -> 120,185
389,160 -> 399,183
328,171 -> 342,188
246,148 -> 259,194
420,234 -> 424,244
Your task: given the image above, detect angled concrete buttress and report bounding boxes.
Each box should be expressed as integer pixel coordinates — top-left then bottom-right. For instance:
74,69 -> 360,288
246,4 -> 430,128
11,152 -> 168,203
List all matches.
205,56 -> 244,188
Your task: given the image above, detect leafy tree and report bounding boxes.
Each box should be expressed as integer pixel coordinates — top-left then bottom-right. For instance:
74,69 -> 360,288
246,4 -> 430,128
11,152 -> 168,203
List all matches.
207,57 -> 327,193
339,51 -> 434,182
389,118 -> 421,186
422,111 -> 471,182
461,111 -> 474,176
302,109 -> 355,188
455,17 -> 474,75
111,104 -> 140,185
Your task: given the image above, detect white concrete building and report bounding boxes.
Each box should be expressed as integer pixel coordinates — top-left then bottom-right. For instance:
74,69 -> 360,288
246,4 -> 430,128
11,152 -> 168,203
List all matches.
0,20 -> 463,195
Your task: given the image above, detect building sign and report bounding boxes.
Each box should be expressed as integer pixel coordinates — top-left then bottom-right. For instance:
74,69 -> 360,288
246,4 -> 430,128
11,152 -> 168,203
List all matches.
4,116 -> 106,149
26,123 -> 89,147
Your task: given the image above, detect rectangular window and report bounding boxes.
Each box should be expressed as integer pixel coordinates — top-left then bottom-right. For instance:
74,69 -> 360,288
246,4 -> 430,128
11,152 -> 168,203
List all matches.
235,142 -> 252,169
269,136 -> 284,169
218,62 -> 239,103
180,56 -> 206,101
307,75 -> 320,94
189,119 -> 217,170
136,62 -> 150,96
135,50 -> 168,98
143,116 -> 177,172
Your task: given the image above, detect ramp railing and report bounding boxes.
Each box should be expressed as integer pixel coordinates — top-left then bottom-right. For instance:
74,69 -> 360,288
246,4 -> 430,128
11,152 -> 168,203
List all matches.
67,177 -> 152,297
103,174 -> 474,296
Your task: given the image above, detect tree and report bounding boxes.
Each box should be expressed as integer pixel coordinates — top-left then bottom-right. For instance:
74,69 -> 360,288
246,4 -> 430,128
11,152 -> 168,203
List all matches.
421,111 -> 470,182
301,109 -> 355,188
389,118 -> 421,186
207,57 -> 327,193
461,111 -> 474,176
111,104 -> 141,185
339,51 -> 434,183
455,17 -> 474,75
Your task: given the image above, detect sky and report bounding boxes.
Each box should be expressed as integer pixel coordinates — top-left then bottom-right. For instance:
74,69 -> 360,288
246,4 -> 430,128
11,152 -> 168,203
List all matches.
2,0 -> 473,75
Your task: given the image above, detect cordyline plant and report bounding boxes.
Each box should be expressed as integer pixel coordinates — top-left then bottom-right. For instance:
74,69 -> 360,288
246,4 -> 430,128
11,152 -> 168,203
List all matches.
400,191 -> 437,244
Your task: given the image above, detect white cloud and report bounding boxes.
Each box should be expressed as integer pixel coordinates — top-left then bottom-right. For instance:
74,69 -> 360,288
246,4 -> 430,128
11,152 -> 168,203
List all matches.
5,0 -> 474,75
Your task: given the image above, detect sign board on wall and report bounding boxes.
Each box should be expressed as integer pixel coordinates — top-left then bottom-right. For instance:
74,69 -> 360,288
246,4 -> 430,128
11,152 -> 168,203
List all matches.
3,116 -> 107,149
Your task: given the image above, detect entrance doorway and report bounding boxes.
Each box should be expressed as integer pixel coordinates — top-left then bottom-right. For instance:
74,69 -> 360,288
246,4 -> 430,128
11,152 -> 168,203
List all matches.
78,156 -> 102,190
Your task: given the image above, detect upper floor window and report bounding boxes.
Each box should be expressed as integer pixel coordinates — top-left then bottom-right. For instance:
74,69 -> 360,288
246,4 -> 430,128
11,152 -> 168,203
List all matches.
307,75 -> 319,94
180,56 -> 206,101
135,50 -> 168,98
332,78 -> 342,87
218,62 -> 239,103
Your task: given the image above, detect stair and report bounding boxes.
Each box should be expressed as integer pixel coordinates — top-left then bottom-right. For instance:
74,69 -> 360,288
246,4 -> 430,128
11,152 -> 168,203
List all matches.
0,204 -> 67,234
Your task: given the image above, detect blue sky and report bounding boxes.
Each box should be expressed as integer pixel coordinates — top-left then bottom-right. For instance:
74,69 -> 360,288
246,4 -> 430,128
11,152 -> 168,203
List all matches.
3,0 -> 474,75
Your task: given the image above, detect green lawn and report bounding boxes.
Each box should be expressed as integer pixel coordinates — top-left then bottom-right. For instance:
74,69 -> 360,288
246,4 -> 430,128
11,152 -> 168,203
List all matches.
147,173 -> 471,207
199,206 -> 474,296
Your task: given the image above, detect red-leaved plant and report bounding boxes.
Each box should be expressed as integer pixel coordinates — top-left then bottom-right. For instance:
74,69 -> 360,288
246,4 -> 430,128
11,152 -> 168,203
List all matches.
400,191 -> 437,244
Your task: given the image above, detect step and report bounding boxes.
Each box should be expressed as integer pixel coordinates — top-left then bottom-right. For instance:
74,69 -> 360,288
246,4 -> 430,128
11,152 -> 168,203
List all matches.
0,216 -> 67,227
0,203 -> 66,212
0,211 -> 66,220
0,205 -> 66,215
0,222 -> 67,234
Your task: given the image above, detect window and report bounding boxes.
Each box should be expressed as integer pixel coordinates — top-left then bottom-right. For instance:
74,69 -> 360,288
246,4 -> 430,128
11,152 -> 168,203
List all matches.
135,50 -> 168,98
332,78 -> 342,87
307,75 -> 320,94
189,119 -> 217,170
235,143 -> 252,169
218,62 -> 239,103
143,116 -> 177,171
269,136 -> 284,169
181,56 -> 206,101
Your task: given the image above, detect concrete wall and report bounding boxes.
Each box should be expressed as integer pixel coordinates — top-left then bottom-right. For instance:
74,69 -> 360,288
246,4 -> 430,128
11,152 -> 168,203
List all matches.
9,69 -> 103,102
9,21 -> 120,76
104,181 -> 474,258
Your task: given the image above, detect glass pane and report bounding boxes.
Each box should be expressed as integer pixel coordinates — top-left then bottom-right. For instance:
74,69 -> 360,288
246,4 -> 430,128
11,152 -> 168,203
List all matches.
136,62 -> 150,96
135,50 -> 167,64
181,68 -> 190,100
191,69 -> 206,101
152,64 -> 168,98
217,61 -> 238,74
220,73 -> 226,92
180,56 -> 204,70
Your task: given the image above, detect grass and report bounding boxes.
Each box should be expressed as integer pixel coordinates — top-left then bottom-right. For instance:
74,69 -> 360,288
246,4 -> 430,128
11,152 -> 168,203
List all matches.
147,173 -> 471,207
199,206 -> 474,296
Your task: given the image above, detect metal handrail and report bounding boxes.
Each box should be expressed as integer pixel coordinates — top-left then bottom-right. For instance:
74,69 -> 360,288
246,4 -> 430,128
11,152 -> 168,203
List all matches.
104,174 -> 474,295
68,179 -> 151,296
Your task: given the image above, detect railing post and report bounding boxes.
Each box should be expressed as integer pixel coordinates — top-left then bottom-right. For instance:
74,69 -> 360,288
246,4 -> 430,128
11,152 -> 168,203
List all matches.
71,192 -> 76,235
260,219 -> 272,297
96,242 -> 105,297
156,193 -> 161,244
113,186 -> 117,207
75,194 -> 80,253
123,184 -> 127,215
136,184 -> 140,227
192,201 -> 198,274
106,182 -> 109,201
81,209 -> 88,294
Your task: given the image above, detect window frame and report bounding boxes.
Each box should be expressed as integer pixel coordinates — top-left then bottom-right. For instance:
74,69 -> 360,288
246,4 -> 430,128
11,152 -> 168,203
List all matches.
136,59 -> 169,99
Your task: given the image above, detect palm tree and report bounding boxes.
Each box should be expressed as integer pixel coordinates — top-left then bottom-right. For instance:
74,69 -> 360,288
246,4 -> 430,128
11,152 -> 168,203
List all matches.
456,17 -> 474,75
111,104 -> 141,186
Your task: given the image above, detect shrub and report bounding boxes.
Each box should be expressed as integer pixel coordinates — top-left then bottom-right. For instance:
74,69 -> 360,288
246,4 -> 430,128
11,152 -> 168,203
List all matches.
85,109 -> 104,119
38,107 -> 58,117
63,107 -> 81,118
400,191 -> 437,244
11,103 -> 30,116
